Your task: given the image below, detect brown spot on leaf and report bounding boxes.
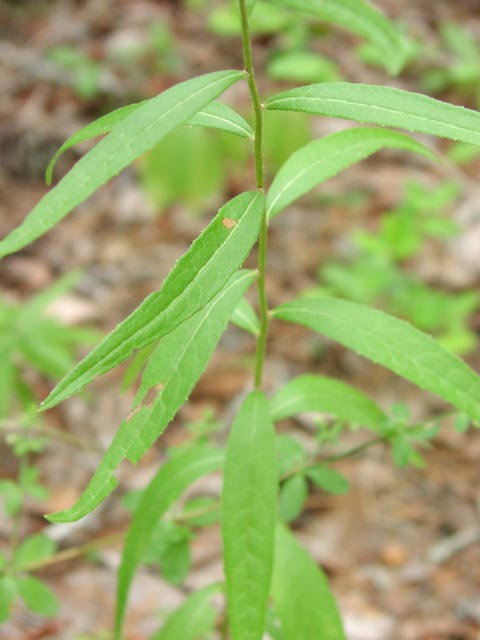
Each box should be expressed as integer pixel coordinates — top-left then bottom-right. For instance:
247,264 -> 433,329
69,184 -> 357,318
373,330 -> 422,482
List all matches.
222,218 -> 237,229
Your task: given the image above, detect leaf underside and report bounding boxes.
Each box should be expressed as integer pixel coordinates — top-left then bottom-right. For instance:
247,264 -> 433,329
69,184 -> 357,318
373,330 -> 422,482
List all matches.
273,297 -> 480,424
45,269 -> 256,524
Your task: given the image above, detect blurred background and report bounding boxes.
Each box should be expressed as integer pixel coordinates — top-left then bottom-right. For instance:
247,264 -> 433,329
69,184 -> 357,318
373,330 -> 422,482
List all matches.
1,1 -> 480,638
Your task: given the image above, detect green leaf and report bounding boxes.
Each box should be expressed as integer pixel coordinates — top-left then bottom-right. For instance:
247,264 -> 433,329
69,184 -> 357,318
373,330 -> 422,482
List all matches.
272,0 -> 407,75
152,584 -> 221,640
270,374 -> 386,431
188,101 -> 254,138
222,391 -> 278,640
231,296 -> 260,335
17,576 -> 59,617
159,532 -> 191,586
306,465 -> 350,495
279,474 -> 308,523
14,534 -> 56,569
266,127 -> 434,217
115,448 -> 224,640
46,270 -> 255,525
273,297 -> 480,424
266,82 -> 480,146
0,576 -> 17,623
42,191 -> 263,410
0,69 -> 244,259
45,100 -> 252,185
271,523 -> 346,640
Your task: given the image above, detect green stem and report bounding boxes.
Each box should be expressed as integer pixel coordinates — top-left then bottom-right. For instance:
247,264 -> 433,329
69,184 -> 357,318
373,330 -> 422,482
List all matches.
238,0 -> 269,389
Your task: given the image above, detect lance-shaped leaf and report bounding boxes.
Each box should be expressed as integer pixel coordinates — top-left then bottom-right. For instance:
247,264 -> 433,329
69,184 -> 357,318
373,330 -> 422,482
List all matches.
272,0 -> 406,75
222,391 -> 277,640
266,82 -> 480,146
115,450 -> 224,640
0,69 -> 244,258
272,297 -> 480,424
187,101 -> 253,138
41,191 -> 263,410
271,523 -> 346,640
45,100 -> 252,184
151,583 -> 221,640
45,269 -> 256,524
267,127 -> 434,217
231,296 -> 260,335
270,374 -> 386,431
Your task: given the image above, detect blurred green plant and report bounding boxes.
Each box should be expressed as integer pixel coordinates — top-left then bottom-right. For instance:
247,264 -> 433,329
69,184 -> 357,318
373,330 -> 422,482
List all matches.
316,180 -> 478,353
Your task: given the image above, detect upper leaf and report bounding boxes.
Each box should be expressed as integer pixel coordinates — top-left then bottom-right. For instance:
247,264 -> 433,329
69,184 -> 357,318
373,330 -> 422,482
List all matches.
270,374 -> 386,431
266,127 -> 434,217
271,523 -> 346,640
266,83 -> 480,146
41,191 -> 263,410
273,297 -> 480,424
272,0 -> 407,75
0,69 -> 244,259
45,99 -> 253,184
115,449 -> 224,639
222,391 -> 278,640
45,269 -> 256,524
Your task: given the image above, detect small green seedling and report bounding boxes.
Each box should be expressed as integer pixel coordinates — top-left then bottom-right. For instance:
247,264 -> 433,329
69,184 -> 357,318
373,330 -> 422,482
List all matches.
2,0 -> 480,637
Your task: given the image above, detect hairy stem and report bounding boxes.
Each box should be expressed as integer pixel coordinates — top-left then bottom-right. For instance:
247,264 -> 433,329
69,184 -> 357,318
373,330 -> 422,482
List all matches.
238,0 -> 269,389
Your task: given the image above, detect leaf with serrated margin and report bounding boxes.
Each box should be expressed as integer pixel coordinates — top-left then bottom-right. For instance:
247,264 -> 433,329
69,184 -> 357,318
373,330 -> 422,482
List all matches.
45,270 -> 256,524
272,0 -> 406,75
266,82 -> 480,146
41,191 -> 263,410
45,99 -> 252,184
266,127 -> 434,217
231,296 -> 260,335
151,583 -> 221,640
222,390 -> 277,640
271,523 -> 346,640
115,450 -> 224,640
0,70 -> 244,258
273,297 -> 480,424
188,101 -> 253,138
270,374 -> 386,431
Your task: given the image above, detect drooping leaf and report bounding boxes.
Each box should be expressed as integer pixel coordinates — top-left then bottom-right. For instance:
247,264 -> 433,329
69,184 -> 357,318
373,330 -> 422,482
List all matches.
151,583 -> 221,640
266,82 -> 480,146
115,449 -> 224,640
45,270 -> 256,524
231,296 -> 260,335
42,191 -> 263,410
266,127 -> 434,217
222,391 -> 278,640
0,69 -> 244,258
270,374 -> 386,431
273,297 -> 480,424
45,100 -> 252,185
271,523 -> 346,640
17,576 -> 59,617
188,101 -> 254,138
272,0 -> 407,75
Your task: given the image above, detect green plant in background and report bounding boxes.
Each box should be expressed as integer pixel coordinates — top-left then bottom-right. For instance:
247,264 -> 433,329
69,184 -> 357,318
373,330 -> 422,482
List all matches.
3,0 -> 480,638
0,272 -> 99,417
316,179 -> 478,354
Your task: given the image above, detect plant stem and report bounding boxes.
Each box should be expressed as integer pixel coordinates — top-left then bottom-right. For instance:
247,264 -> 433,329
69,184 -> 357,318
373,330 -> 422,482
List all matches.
238,0 -> 269,390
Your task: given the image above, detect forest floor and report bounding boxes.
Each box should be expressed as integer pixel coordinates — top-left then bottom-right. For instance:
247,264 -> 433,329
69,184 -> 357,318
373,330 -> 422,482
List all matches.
1,1 -> 480,639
